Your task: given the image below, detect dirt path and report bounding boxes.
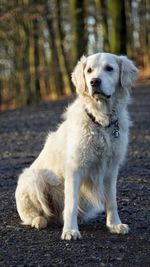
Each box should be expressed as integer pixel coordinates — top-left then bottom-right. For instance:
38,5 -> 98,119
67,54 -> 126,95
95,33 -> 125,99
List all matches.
0,82 -> 150,267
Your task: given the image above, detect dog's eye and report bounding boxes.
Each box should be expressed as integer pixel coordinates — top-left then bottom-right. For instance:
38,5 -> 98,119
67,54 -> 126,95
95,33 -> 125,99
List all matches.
87,68 -> 92,73
105,65 -> 114,72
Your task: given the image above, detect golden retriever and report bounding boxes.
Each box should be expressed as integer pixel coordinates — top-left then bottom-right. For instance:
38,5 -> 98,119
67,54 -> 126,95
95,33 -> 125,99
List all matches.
15,53 -> 138,240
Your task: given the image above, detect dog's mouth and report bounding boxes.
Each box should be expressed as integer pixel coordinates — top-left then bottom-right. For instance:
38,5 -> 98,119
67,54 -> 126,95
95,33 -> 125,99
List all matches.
92,90 -> 111,101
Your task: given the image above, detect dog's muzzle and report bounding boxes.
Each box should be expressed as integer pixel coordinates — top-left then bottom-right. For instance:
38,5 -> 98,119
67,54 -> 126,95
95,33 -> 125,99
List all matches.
90,78 -> 111,99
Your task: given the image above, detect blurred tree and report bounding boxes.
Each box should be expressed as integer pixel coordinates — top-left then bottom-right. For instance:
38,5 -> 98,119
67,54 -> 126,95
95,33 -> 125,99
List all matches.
22,20 -> 32,105
55,0 -> 74,94
120,0 -> 127,54
13,23 -> 25,107
75,0 -> 88,59
139,0 -> 150,70
0,0 -> 149,110
108,0 -> 127,54
70,0 -> 88,63
99,0 -> 110,51
46,2 -> 64,97
0,80 -> 2,108
33,18 -> 41,102
125,0 -> 134,57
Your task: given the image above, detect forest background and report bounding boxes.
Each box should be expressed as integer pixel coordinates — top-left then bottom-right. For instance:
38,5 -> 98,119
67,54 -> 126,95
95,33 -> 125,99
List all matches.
0,0 -> 149,111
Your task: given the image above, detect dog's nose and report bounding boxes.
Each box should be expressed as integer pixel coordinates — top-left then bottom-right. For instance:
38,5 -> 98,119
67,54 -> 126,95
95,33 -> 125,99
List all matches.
90,78 -> 101,87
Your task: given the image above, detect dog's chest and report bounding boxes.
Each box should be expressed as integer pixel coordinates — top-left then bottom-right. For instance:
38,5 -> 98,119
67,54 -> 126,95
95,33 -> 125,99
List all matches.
80,124 -> 120,164
88,127 -> 108,152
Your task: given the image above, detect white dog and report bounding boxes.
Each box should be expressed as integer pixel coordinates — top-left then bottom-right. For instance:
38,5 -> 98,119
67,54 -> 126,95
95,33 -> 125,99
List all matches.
15,53 -> 138,240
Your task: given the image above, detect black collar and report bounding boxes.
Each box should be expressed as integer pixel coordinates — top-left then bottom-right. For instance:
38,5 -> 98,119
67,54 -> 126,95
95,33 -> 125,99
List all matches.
85,108 -> 120,138
85,108 -> 103,127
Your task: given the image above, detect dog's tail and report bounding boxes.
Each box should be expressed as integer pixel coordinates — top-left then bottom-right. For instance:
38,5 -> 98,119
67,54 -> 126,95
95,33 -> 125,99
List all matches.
33,168 -> 63,218
16,168 -> 63,227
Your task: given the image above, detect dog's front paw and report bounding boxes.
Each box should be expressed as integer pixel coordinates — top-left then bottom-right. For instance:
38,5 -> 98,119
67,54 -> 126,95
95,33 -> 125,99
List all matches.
61,229 -> 81,240
107,223 -> 129,234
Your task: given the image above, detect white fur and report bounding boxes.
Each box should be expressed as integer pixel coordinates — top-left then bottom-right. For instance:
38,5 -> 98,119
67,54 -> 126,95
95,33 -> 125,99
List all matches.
15,53 -> 138,240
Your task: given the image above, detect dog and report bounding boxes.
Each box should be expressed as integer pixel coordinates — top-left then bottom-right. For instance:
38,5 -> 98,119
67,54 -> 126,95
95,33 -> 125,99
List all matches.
15,53 -> 138,240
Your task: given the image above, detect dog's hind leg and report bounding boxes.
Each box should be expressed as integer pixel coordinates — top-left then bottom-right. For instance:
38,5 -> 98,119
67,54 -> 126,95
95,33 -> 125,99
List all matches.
15,181 -> 49,229
15,168 -> 57,229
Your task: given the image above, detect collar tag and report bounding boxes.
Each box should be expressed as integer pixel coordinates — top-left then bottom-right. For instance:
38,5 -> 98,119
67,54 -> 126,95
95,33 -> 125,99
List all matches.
112,129 -> 120,138
112,120 -> 120,138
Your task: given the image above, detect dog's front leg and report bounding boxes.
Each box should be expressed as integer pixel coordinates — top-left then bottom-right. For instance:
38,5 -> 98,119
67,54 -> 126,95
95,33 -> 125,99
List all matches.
104,169 -> 129,234
61,170 -> 81,240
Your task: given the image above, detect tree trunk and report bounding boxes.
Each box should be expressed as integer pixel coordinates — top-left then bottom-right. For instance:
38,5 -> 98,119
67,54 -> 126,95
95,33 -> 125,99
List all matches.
75,0 -> 88,59
120,0 -> 127,54
55,0 -> 74,94
46,4 -> 64,97
22,21 -> 32,105
70,0 -> 88,63
125,0 -> 134,57
33,18 -> 41,103
108,0 -> 127,54
99,0 -> 110,52
0,80 -> 3,110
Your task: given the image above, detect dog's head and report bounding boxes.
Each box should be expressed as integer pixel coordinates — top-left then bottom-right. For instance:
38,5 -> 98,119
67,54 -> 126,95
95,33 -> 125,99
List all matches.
72,53 -> 138,101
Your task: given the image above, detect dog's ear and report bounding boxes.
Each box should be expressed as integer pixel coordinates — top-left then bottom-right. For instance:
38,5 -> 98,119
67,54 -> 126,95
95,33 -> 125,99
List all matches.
119,56 -> 138,89
71,55 -> 87,95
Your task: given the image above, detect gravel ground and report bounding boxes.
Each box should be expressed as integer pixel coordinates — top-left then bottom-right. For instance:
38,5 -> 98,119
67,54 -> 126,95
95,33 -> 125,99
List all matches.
0,82 -> 150,267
